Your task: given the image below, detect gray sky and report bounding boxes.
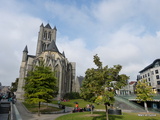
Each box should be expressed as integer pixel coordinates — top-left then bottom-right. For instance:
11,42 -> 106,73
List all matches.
1,0 -> 160,86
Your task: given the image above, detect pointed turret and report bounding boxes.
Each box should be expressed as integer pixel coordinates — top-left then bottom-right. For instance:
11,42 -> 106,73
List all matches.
40,23 -> 44,27
45,23 -> 52,29
45,40 -> 59,52
62,51 -> 65,58
23,45 -> 28,53
54,26 -> 57,31
22,45 -> 28,62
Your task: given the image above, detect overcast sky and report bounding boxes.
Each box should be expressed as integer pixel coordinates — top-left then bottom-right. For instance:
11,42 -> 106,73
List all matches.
1,0 -> 160,86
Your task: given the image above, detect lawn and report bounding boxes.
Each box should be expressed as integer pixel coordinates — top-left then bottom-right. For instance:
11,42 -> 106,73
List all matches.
22,102 -> 61,113
52,99 -> 105,109
55,111 -> 160,120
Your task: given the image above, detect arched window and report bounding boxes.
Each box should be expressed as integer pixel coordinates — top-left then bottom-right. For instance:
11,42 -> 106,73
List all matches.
48,32 -> 51,41
42,43 -> 47,51
43,31 -> 47,39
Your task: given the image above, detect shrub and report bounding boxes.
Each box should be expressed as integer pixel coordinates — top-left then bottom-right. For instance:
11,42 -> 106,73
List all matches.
63,92 -> 81,99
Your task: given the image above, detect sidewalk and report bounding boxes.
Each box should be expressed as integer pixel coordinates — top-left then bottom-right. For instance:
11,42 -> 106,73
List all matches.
15,100 -> 73,120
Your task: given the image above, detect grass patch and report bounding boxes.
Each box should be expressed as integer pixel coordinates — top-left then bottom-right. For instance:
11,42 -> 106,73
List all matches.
52,99 -> 105,109
23,102 -> 61,113
55,112 -> 160,120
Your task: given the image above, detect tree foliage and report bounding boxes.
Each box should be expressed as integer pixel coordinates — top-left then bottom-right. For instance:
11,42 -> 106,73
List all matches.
63,92 -> 81,99
136,79 -> 154,101
135,79 -> 155,112
24,62 -> 58,104
11,78 -> 19,92
80,54 -> 129,120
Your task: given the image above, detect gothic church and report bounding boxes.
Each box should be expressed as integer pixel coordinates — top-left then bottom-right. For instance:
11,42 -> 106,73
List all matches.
16,23 -> 76,99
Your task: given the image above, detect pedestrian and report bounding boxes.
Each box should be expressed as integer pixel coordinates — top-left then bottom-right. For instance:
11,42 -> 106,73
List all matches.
91,104 -> 95,111
75,103 -> 79,109
58,100 -> 61,105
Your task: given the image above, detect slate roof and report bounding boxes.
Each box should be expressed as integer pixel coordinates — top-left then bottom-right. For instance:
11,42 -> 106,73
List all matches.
45,23 -> 52,29
40,23 -> 44,27
62,51 -> 65,57
53,26 -> 57,31
139,59 -> 160,73
27,55 -> 36,58
23,46 -> 28,53
45,40 -> 59,53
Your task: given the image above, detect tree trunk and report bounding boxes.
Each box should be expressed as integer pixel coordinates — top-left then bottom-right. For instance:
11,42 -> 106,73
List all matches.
144,101 -> 148,113
38,102 -> 41,116
105,104 -> 109,120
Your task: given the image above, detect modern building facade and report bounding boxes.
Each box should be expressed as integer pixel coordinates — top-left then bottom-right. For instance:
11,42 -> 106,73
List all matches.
137,59 -> 160,94
16,23 -> 76,99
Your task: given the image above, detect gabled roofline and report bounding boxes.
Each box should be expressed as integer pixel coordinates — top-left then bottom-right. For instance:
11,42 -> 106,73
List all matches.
45,40 -> 59,53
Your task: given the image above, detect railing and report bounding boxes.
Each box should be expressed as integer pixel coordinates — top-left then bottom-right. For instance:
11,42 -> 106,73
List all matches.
0,101 -> 12,120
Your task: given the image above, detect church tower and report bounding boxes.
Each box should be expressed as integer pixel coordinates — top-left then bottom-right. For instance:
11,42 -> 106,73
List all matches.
16,23 -> 76,100
36,23 -> 57,56
16,46 -> 28,99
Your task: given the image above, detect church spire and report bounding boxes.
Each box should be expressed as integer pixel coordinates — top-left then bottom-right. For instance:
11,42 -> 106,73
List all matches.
40,23 -> 44,27
62,51 -> 65,58
22,45 -> 28,62
45,23 -> 52,29
54,26 -> 57,31
23,45 -> 28,53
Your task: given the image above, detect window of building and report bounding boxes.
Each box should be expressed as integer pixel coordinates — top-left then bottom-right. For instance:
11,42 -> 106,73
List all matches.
157,81 -> 160,85
148,73 -> 150,76
48,32 -> 51,41
152,71 -> 154,75
156,75 -> 160,79
148,78 -> 150,81
43,31 -> 47,39
149,83 -> 151,86
155,70 -> 159,74
145,74 -> 147,77
155,62 -> 160,67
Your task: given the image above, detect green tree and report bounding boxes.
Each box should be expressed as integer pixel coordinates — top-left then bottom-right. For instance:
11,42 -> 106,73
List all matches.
135,79 -> 155,113
24,62 -> 58,116
80,54 -> 129,120
11,78 -> 19,92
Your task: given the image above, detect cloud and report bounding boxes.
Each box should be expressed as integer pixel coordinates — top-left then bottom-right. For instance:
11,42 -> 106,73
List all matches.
57,36 -> 94,76
92,0 -> 134,24
1,0 -> 160,86
45,1 -> 92,27
44,0 -> 160,81
0,1 -> 43,86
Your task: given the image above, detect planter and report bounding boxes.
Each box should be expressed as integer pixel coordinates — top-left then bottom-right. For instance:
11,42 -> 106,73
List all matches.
108,109 -> 122,115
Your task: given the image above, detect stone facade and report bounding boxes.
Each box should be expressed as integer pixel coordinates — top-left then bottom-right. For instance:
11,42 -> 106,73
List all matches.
16,23 -> 76,99
75,76 -> 84,93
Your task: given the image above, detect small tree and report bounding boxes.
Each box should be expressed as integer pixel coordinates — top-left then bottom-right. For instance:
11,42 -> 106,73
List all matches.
80,54 -> 129,120
24,62 -> 58,116
11,78 -> 19,93
135,79 -> 155,113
